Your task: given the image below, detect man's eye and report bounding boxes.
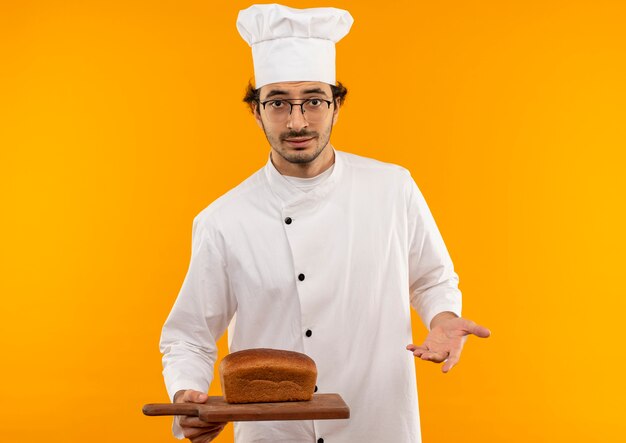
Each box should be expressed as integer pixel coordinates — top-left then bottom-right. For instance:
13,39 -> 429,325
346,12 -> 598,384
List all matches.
308,99 -> 322,106
270,100 -> 284,108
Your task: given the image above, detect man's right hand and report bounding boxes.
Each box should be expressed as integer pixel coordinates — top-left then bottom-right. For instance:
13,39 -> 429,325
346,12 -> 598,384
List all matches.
174,389 -> 227,442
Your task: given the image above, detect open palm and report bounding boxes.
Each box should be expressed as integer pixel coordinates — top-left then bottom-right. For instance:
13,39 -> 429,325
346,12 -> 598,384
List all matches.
406,317 -> 490,373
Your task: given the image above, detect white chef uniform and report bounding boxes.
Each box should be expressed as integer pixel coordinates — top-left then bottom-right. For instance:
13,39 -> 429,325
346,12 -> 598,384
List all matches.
160,149 -> 462,442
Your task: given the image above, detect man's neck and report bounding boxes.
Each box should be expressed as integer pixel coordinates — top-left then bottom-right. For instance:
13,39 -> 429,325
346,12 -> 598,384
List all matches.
271,145 -> 336,178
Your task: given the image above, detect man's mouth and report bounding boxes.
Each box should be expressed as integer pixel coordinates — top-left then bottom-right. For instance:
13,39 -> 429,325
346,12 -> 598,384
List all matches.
283,137 -> 314,147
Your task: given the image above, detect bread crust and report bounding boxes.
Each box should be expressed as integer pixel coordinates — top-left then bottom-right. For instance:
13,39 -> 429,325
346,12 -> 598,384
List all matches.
219,348 -> 317,404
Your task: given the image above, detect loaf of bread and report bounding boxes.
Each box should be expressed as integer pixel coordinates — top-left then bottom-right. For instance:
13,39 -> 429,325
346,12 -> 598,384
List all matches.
219,348 -> 317,404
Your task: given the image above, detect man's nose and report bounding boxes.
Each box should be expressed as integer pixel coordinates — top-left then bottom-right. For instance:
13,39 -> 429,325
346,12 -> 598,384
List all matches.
286,104 -> 308,130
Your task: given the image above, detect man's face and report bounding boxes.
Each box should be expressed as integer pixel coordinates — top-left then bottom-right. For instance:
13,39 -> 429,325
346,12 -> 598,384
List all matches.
253,81 -> 340,165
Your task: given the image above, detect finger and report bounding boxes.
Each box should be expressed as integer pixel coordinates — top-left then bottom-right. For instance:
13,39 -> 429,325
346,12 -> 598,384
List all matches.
410,344 -> 427,351
183,424 -> 225,440
420,350 -> 448,363
190,431 -> 222,443
189,426 -> 226,443
182,422 -> 226,435
180,416 -> 225,428
182,390 -> 209,404
410,346 -> 429,357
464,320 -> 491,338
441,347 -> 462,373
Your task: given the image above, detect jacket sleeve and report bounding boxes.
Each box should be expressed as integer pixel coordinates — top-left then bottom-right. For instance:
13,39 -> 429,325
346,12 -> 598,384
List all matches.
159,215 -> 237,438
406,175 -> 462,330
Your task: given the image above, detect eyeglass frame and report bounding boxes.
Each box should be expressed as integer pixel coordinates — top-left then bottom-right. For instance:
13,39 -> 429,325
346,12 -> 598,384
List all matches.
258,97 -> 335,119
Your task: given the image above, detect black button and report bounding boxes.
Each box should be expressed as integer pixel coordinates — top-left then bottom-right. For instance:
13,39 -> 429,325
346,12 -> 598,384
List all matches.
305,329 -> 312,337
318,439 -> 324,443
298,273 -> 305,281
284,217 -> 292,225
314,385 -> 318,392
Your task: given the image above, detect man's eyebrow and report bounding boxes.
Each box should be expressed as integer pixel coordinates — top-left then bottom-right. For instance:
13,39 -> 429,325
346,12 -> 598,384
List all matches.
262,87 -> 330,100
263,89 -> 288,99
302,88 -> 330,97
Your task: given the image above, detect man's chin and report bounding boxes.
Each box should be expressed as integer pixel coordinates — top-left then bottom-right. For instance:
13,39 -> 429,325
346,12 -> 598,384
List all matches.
277,145 -> 325,164
281,153 -> 317,164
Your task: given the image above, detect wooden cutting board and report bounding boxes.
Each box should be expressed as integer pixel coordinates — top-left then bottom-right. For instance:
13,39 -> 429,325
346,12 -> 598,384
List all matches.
143,393 -> 349,422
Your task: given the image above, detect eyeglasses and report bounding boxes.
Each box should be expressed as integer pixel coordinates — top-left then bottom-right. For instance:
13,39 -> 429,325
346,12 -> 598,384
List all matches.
259,98 -> 334,123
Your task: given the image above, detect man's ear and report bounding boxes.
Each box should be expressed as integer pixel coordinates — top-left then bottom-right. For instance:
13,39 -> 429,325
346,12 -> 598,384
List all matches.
332,100 -> 341,126
253,103 -> 263,129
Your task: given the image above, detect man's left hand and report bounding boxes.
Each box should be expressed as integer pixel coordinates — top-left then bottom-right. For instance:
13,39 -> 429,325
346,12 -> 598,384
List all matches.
406,313 -> 491,373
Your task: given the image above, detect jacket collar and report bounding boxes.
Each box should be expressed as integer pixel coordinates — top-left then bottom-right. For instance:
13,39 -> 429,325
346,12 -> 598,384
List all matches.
264,147 -> 344,206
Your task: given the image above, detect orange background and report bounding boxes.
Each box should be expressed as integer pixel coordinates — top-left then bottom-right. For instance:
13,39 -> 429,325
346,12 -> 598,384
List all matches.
1,1 -> 625,442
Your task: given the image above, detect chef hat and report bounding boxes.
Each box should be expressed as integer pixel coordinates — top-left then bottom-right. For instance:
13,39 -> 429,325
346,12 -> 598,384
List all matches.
236,3 -> 354,88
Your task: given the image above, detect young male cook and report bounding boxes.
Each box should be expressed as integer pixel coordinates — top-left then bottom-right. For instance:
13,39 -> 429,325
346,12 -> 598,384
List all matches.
159,4 -> 491,442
